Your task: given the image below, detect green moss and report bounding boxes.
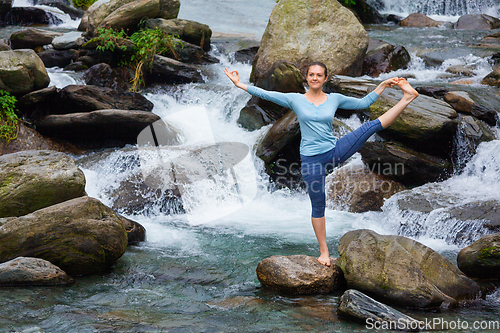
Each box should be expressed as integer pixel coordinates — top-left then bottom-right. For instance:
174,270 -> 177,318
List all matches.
480,246 -> 499,259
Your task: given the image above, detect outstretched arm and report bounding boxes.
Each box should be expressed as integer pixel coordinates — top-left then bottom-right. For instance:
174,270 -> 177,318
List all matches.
338,77 -> 400,109
373,77 -> 399,95
224,67 -> 248,91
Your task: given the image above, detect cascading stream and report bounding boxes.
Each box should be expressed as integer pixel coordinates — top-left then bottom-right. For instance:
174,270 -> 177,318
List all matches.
371,0 -> 500,17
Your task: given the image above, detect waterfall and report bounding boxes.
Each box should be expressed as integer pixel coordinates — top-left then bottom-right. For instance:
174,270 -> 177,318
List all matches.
371,0 -> 500,17
11,0 -> 81,28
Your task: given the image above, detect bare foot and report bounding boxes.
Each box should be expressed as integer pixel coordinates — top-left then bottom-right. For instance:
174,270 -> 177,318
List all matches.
397,78 -> 419,101
317,254 -> 331,266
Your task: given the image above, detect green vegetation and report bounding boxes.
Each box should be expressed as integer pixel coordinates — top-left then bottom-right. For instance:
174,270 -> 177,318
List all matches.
93,27 -> 183,91
340,0 -> 356,7
0,90 -> 19,143
72,0 -> 97,10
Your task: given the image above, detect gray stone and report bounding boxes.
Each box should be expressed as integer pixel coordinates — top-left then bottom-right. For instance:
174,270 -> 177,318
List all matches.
458,233 -> 500,279
148,54 -> 204,84
256,255 -> 346,294
52,31 -> 85,50
0,150 -> 86,218
0,49 -> 50,95
0,257 -> 73,286
400,13 -> 441,27
454,14 -> 500,30
9,28 -> 62,50
145,18 -> 212,51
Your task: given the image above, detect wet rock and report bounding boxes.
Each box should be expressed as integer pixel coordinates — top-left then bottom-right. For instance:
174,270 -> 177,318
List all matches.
37,48 -> 79,68
386,14 -> 402,24
34,110 -> 162,147
369,88 -> 458,157
362,41 -> 410,77
338,229 -> 480,309
0,150 -> 86,218
337,289 -> 421,327
458,233 -> 500,279
415,86 -> 449,99
0,49 -> 49,95
1,7 -> 63,26
63,61 -> 87,71
52,31 -> 85,50
326,164 -> 405,213
251,0 -> 368,82
0,257 -> 73,286
420,48 -> 472,67
470,104 -> 498,126
454,14 -> 500,30
348,0 -> 386,24
165,39 -> 218,64
232,46 -> 259,64
147,54 -> 204,84
455,116 -> 496,161
481,66 -> 500,87
117,214 -> 146,245
145,18 -> 212,51
445,65 -> 474,77
238,60 -> 304,131
0,0 -> 11,17
0,41 -> 10,51
34,0 -> 85,20
17,85 -> 58,120
0,122 -> 79,156
256,255 -> 346,294
57,85 -> 154,113
359,141 -> 452,187
400,13 -> 441,27
0,196 -> 128,276
444,91 -> 474,114
9,28 -> 62,50
84,63 -> 133,92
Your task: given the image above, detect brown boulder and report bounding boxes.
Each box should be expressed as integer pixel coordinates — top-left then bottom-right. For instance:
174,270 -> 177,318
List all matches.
400,13 -> 441,27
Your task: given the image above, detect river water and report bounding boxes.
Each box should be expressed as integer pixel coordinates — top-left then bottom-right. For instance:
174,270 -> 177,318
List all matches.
2,1 -> 500,332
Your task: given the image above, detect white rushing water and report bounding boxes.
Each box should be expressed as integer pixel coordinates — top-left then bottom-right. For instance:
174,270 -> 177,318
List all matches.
12,0 -> 81,28
373,0 -> 500,18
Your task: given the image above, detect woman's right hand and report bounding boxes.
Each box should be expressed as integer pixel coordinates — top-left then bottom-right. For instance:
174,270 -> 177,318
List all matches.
224,68 -> 240,85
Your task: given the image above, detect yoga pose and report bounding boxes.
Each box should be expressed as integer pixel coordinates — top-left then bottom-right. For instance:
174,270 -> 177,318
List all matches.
224,62 -> 418,266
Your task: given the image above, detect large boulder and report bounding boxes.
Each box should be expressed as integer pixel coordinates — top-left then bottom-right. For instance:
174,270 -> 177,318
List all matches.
359,141 -> 452,187
0,257 -> 73,286
400,13 -> 441,27
362,41 -> 410,77
0,0 -> 12,17
0,150 -> 86,218
146,54 -> 204,84
52,31 -> 85,50
34,110 -> 165,146
454,14 -> 500,30
0,196 -> 128,276
251,0 -> 369,82
57,85 -> 154,114
9,28 -> 63,50
338,229 -> 481,309
0,122 -> 79,156
145,18 -> 212,51
368,87 -> 458,157
80,0 -> 180,37
256,255 -> 346,294
1,7 -> 63,26
0,49 -> 50,95
458,233 -> 500,279
445,91 -> 498,126
326,164 -> 405,213
84,63 -> 132,92
238,60 -> 304,131
337,289 -> 421,327
37,48 -> 79,68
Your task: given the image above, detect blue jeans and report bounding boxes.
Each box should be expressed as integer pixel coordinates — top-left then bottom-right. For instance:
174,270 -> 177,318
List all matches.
300,119 -> 384,218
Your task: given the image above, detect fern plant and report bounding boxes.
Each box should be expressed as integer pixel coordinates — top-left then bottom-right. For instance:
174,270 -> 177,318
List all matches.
0,90 -> 19,143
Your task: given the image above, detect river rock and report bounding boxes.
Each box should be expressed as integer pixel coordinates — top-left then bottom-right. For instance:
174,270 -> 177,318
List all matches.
9,28 -> 62,50
0,257 -> 73,286
34,110 -> 163,146
52,31 -> 85,50
481,66 -> 500,87
256,255 -> 346,294
362,41 -> 410,76
0,150 -> 85,218
456,115 -> 496,162
56,85 -> 154,113
348,0 -> 386,24
326,164 -> 405,213
84,63 -> 132,92
368,87 -> 458,157
251,0 -> 368,82
420,48 -> 472,67
0,0 -> 11,17
145,18 -> 212,51
118,215 -> 146,245
445,65 -> 474,77
444,91 -> 474,114
458,233 -> 500,279
147,54 -> 204,84
0,49 -> 50,95
359,141 -> 452,187
0,122 -> 79,156
337,289 -> 421,327
238,60 -> 304,131
37,48 -> 79,68
400,13 -> 441,27
164,38 -> 218,64
454,14 -> 500,30
0,41 -> 10,51
232,46 -> 259,64
0,196 -> 128,276
1,7 -> 63,26
338,229 -> 481,309
17,85 -> 59,120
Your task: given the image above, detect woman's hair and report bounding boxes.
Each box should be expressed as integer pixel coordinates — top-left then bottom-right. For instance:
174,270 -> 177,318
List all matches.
307,62 -> 328,77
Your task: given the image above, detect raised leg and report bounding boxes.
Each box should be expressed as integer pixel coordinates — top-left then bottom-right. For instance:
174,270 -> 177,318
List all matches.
378,78 -> 419,129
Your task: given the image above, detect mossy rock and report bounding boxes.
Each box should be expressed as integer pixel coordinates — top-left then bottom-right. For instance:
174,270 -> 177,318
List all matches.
458,233 -> 500,279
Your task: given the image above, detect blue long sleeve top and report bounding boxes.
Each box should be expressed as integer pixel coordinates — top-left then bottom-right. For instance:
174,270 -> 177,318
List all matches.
247,86 -> 379,156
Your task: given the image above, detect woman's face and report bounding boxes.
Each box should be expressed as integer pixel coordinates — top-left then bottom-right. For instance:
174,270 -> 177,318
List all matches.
306,65 -> 327,90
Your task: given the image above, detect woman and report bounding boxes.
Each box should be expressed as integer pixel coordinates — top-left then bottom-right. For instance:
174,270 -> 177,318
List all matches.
224,62 -> 419,266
